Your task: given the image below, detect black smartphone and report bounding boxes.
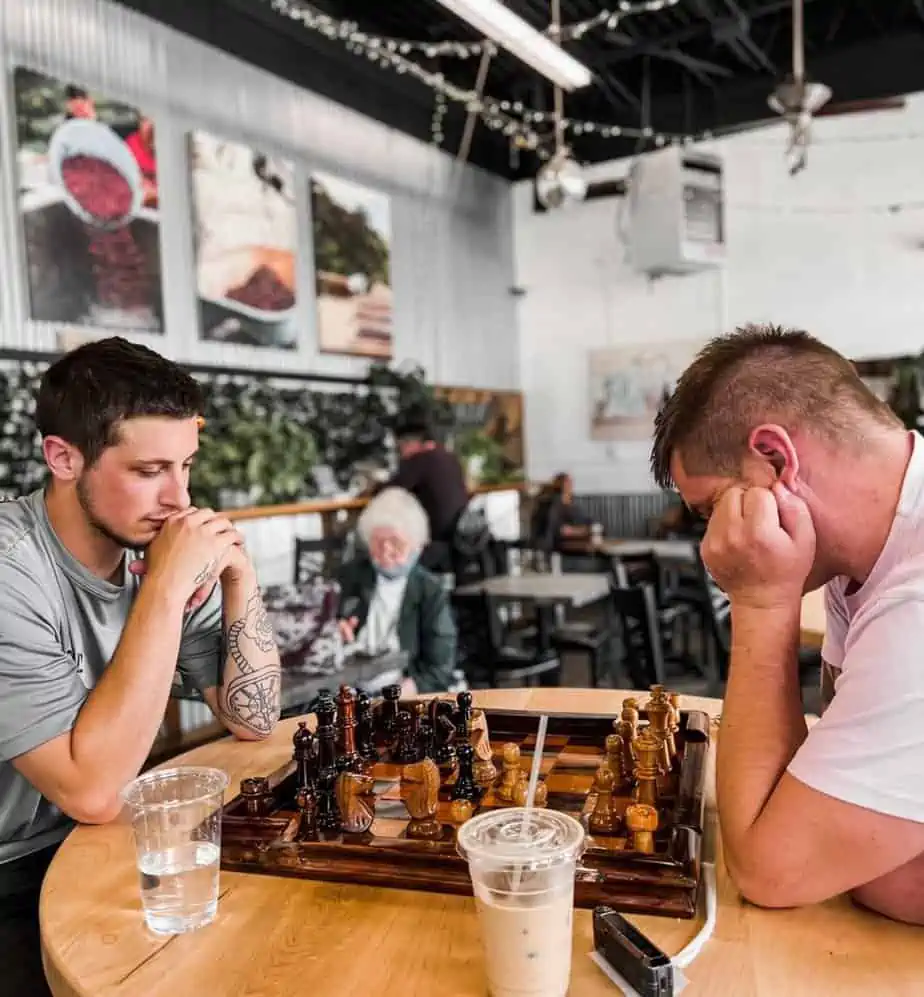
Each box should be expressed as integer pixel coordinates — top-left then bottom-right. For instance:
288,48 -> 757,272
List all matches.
593,906 -> 674,997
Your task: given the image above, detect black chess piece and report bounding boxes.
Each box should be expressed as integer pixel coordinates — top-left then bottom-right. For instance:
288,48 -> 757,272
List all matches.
451,742 -> 478,803
379,684 -> 402,755
430,701 -> 457,774
314,693 -> 342,832
454,691 -> 473,743
393,710 -> 421,765
293,721 -> 317,792
356,691 -> 379,763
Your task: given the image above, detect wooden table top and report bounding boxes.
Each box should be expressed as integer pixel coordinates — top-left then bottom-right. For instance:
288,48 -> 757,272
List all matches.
801,587 -> 826,649
455,572 -> 610,608
41,688 -> 922,997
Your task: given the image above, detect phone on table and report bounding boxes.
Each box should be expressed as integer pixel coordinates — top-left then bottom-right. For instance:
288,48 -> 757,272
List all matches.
593,906 -> 674,997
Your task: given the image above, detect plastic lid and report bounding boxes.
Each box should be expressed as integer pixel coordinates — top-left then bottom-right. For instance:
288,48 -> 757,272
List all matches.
456,808 -> 585,871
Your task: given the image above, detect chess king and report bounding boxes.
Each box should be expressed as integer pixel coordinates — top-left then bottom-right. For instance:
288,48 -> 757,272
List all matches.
652,324 -> 924,924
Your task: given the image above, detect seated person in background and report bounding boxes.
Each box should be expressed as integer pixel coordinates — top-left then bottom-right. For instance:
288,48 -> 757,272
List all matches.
651,324 -> 924,924
390,409 -> 469,573
0,337 -> 281,994
530,472 -> 592,550
337,487 -> 456,697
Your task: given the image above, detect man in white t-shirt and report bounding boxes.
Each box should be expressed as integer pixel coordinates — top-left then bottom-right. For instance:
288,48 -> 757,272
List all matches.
651,324 -> 924,924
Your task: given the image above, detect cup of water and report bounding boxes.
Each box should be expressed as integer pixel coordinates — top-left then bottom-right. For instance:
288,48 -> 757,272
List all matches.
121,766 -> 229,935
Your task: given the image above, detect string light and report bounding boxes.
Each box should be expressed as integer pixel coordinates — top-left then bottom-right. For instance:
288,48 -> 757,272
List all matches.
431,91 -> 448,148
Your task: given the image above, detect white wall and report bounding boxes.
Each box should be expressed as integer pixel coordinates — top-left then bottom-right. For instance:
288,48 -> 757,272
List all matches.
0,0 -> 519,390
514,94 -> 924,493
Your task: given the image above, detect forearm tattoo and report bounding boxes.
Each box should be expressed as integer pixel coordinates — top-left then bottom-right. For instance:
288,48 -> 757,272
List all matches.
221,588 -> 280,736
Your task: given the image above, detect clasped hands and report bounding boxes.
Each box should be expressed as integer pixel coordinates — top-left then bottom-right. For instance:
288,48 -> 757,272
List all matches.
128,507 -> 251,614
701,481 -> 817,613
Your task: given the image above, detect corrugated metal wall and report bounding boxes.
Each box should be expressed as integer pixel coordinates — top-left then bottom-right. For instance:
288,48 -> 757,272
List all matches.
0,0 -> 520,389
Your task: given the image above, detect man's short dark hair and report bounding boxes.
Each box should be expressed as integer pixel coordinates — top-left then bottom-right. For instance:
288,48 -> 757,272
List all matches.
395,406 -> 434,443
650,323 -> 899,489
36,337 -> 204,466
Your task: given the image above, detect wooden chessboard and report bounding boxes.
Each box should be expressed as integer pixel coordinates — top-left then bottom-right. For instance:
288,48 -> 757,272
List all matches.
219,700 -> 710,919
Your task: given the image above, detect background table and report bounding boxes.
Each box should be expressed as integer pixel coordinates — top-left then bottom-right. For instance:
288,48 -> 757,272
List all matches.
41,688 -> 922,997
455,572 -> 610,608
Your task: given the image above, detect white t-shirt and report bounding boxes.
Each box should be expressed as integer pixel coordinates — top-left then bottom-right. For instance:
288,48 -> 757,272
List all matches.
788,430 -> 924,823
352,575 -> 407,658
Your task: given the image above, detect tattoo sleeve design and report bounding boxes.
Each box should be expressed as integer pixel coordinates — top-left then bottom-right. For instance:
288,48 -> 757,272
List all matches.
221,587 -> 280,736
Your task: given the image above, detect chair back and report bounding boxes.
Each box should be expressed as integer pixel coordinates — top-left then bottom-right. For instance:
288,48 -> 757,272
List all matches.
610,583 -> 667,689
294,535 -> 347,583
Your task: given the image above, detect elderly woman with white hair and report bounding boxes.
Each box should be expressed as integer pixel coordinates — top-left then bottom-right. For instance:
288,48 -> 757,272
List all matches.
336,487 -> 457,696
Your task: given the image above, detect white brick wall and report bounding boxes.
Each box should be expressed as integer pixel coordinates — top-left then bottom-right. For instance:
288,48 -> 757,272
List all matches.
514,93 -> 924,494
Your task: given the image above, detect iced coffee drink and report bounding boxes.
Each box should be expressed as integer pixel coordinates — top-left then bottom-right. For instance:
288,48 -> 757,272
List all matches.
457,809 -> 585,997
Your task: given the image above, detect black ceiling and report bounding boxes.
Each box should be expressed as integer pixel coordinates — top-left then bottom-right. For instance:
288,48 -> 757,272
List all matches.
116,0 -> 924,179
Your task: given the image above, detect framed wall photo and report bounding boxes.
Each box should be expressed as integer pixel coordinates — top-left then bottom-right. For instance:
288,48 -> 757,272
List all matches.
589,341 -> 704,441
310,171 -> 393,360
13,66 -> 164,332
435,385 -> 525,484
189,130 -> 298,350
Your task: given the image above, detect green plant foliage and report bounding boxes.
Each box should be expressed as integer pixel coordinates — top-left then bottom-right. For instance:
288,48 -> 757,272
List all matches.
310,179 -> 390,287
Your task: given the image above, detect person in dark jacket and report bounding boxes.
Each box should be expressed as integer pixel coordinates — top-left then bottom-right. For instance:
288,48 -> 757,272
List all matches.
391,412 -> 469,573
337,487 -> 457,695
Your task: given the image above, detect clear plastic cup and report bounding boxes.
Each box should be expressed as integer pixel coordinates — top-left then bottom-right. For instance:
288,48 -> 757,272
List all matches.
121,766 -> 229,935
457,808 -> 586,997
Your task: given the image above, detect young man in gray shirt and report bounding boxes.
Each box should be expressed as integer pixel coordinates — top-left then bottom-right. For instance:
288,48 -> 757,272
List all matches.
0,337 -> 281,995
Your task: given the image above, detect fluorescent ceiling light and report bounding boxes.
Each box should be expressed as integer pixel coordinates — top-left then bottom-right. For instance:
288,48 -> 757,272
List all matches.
433,0 -> 593,91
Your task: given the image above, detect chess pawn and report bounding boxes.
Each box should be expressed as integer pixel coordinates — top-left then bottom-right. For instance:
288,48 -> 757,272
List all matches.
294,787 -> 317,842
625,803 -> 659,854
454,691 -> 474,743
497,743 -> 523,803
451,743 -> 479,803
632,731 -> 661,809
449,799 -> 475,825
621,698 -> 640,731
603,733 -> 628,789
589,766 -> 620,836
615,720 -> 635,782
669,693 -> 682,746
512,778 -> 548,809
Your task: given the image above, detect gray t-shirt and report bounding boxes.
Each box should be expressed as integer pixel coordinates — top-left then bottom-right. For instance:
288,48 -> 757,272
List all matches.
0,490 -> 224,864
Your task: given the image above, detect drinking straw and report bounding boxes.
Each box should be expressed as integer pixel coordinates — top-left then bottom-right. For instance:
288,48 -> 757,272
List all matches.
511,714 -> 549,893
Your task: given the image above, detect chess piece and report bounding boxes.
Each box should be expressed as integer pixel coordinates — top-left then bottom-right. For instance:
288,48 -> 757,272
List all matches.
402,758 -> 443,840
335,771 -> 376,834
589,766 -> 620,836
632,731 -> 661,809
448,799 -> 475,825
240,777 -> 272,818
314,694 -> 342,832
294,786 -> 317,842
393,710 -> 421,765
625,803 -> 659,854
356,691 -> 379,763
497,743 -> 523,802
293,720 -> 316,788
471,710 -> 497,788
668,693 -> 682,749
645,692 -> 673,775
413,702 -> 434,760
454,691 -> 474,743
615,718 -> 636,783
512,778 -> 548,808
451,742 -> 479,803
602,733 -> 628,789
379,684 -> 402,754
337,685 -> 364,773
430,700 -> 458,779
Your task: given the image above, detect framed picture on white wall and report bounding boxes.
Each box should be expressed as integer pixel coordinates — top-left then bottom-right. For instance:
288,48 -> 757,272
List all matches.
310,171 -> 393,360
13,66 -> 164,333
589,340 -> 705,441
188,130 -> 298,350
